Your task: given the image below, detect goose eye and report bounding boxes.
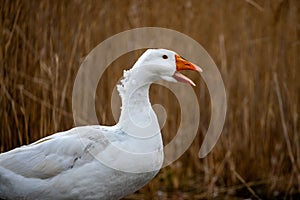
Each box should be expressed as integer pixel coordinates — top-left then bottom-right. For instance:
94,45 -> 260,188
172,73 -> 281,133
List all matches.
162,55 -> 168,59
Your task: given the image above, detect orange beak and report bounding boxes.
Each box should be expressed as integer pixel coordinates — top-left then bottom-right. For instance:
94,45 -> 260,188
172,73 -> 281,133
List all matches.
173,54 -> 202,86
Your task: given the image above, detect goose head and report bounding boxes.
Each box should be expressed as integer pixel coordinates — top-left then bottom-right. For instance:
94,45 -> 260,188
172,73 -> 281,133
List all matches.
132,49 -> 202,86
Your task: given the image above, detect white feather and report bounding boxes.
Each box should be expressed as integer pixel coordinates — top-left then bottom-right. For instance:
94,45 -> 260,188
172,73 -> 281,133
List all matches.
0,49 -> 195,199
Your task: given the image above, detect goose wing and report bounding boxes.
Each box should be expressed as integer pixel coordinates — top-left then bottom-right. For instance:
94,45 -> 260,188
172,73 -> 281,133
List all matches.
0,126 -> 113,179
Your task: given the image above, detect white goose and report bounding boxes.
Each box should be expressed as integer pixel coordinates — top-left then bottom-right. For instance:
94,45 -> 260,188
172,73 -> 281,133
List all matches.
0,49 -> 202,200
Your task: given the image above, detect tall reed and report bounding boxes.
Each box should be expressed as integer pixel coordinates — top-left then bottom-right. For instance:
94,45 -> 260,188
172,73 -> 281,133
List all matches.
1,0 -> 299,199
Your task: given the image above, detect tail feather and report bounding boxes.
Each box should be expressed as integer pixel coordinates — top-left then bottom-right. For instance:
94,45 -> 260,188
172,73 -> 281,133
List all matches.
0,166 -> 15,199
0,166 -> 34,199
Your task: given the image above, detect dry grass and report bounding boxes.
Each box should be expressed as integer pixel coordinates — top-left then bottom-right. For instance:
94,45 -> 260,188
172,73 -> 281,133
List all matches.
1,0 -> 300,199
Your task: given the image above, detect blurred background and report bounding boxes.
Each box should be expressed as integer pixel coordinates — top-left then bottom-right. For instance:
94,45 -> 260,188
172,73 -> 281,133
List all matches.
1,0 -> 299,199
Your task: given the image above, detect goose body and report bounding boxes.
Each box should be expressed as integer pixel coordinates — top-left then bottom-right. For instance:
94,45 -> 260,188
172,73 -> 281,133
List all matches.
0,49 -> 201,199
